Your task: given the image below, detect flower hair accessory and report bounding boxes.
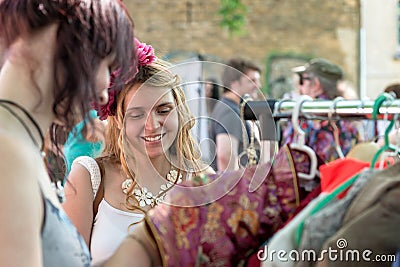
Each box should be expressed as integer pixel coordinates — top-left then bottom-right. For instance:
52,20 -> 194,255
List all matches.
93,38 -> 158,120
135,38 -> 157,67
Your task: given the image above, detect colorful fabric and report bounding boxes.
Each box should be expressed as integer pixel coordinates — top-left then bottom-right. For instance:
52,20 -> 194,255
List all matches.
295,168 -> 376,267
145,144 -> 319,267
281,94 -> 360,163
316,162 -> 400,267
260,193 -> 328,267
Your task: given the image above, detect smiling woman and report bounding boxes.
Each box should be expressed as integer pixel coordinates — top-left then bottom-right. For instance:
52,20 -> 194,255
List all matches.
124,83 -> 179,159
63,39 -> 214,266
121,58 -> 214,209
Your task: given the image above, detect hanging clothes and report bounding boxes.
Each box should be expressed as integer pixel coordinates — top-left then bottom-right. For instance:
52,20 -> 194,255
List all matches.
260,193 -> 328,267
260,156 -> 375,267
280,94 -> 360,163
316,161 -> 400,267
144,142 -> 324,267
295,168 -> 377,267
318,157 -> 370,194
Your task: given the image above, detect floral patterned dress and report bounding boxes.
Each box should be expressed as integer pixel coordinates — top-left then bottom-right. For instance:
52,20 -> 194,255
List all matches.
144,144 -> 321,266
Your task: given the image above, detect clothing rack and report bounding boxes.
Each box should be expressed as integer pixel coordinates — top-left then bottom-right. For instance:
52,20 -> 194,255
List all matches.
243,99 -> 400,141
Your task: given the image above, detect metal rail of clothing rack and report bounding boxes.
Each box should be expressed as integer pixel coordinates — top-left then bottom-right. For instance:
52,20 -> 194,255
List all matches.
243,99 -> 400,141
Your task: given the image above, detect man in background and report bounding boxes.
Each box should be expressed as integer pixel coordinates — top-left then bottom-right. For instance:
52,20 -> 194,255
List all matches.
282,57 -> 360,162
209,58 -> 262,172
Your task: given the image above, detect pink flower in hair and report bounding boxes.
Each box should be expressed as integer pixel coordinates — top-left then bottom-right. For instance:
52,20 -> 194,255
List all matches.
94,38 -> 157,120
135,38 -> 157,66
92,70 -> 119,120
93,89 -> 116,120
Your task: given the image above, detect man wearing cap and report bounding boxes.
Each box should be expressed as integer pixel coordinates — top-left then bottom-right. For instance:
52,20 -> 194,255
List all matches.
281,58 -> 360,163
292,58 -> 343,100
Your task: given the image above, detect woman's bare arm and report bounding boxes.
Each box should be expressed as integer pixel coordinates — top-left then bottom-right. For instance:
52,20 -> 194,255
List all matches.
62,163 -> 95,246
104,221 -> 161,267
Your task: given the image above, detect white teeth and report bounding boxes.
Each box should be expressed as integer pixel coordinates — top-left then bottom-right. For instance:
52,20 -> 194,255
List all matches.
144,134 -> 162,142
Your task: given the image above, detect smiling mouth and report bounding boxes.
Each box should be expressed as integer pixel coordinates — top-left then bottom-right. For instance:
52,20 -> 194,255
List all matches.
142,134 -> 165,142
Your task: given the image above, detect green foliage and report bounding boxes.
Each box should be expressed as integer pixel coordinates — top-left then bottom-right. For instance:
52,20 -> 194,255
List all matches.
218,0 -> 248,36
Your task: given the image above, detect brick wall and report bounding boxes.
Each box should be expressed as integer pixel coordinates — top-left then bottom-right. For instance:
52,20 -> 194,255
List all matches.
124,0 -> 360,96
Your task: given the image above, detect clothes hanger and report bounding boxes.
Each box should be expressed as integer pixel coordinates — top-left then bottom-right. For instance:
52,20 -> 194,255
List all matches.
345,98 -> 381,162
289,95 -> 318,180
377,111 -> 400,169
328,97 -> 345,159
370,93 -> 399,168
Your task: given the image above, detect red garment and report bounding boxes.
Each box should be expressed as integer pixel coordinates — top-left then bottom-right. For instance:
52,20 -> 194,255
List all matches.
284,184 -> 322,226
319,158 -> 369,193
320,156 -> 395,196
246,255 -> 260,267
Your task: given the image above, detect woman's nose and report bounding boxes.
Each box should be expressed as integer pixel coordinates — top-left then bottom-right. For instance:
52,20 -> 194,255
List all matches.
98,89 -> 109,106
145,113 -> 161,130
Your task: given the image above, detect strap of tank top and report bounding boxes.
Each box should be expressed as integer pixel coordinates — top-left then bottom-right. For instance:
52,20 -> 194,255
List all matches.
72,156 -> 101,198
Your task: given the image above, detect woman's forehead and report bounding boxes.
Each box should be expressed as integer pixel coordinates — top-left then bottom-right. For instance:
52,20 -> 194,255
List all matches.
125,84 -> 175,109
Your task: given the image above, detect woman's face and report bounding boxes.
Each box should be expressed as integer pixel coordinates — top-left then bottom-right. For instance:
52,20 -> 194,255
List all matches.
95,54 -> 117,106
124,83 -> 179,160
53,55 -> 114,125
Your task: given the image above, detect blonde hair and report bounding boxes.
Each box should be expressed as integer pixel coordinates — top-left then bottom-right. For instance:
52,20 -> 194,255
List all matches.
103,59 -> 202,212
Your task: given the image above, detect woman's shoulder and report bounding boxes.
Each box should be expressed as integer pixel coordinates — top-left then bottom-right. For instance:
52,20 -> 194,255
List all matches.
0,134 -> 44,226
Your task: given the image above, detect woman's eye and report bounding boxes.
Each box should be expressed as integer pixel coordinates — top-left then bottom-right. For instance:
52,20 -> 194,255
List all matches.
128,114 -> 144,119
158,107 -> 172,115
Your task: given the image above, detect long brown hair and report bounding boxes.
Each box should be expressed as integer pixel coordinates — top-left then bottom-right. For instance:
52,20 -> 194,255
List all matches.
0,0 -> 136,139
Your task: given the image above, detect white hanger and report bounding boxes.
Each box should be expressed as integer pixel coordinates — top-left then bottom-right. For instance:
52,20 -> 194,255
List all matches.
289,95 -> 318,180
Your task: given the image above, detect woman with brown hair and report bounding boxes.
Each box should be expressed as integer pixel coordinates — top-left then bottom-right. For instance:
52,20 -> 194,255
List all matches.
0,0 -> 135,266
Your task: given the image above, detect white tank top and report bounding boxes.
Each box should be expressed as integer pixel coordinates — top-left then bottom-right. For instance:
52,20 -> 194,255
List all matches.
91,199 -> 143,266
72,156 -> 144,267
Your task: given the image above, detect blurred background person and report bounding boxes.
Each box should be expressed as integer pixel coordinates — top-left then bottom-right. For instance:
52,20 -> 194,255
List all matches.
209,58 -> 262,171
204,77 -> 220,116
337,79 -> 359,100
282,58 -> 360,162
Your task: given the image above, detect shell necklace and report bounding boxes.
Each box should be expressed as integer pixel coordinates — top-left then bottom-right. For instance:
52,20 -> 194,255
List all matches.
121,169 -> 183,208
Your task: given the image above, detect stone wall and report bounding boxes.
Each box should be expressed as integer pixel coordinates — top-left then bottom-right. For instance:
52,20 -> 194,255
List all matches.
124,0 -> 360,96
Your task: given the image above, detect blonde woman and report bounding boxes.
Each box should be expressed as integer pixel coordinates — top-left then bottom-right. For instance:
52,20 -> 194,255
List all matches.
63,40 -> 213,266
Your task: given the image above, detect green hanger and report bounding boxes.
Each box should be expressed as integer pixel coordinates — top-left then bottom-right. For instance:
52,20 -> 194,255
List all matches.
370,93 -> 397,167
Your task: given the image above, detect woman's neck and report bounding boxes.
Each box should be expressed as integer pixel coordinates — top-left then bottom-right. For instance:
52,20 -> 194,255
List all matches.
0,24 -> 59,135
133,154 -> 175,193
